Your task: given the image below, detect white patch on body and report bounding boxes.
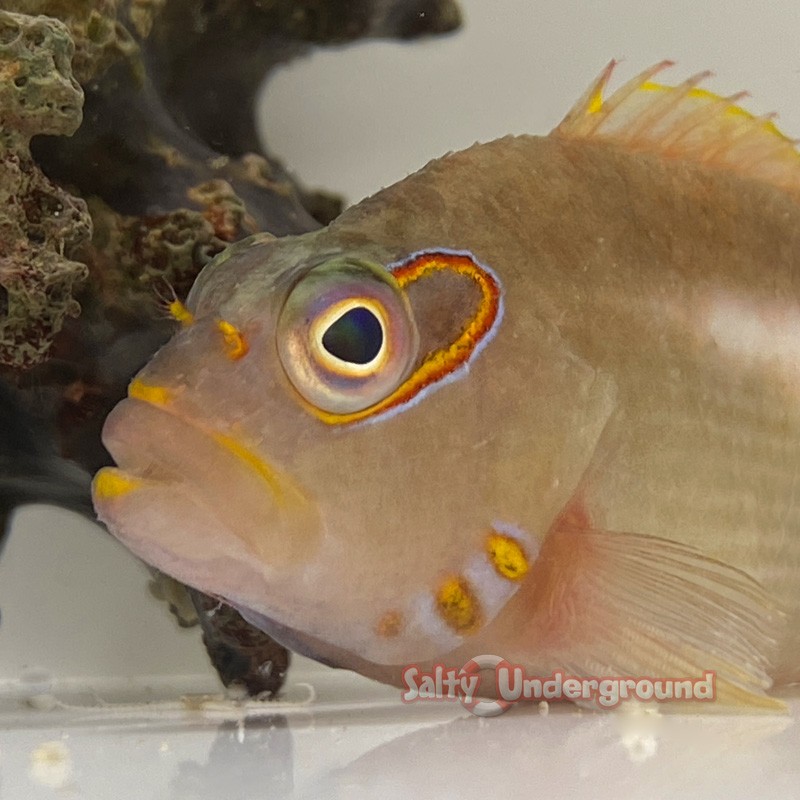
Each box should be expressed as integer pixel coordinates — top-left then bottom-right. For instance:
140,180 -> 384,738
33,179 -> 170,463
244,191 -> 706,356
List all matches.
409,521 -> 537,645
705,292 -> 800,384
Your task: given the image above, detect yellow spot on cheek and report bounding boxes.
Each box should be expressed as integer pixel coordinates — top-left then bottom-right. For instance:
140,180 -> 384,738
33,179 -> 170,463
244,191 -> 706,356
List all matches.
217,320 -> 249,360
436,577 -> 481,634
486,532 -> 530,581
376,610 -> 404,638
168,299 -> 194,326
92,468 -> 142,500
129,379 -> 173,406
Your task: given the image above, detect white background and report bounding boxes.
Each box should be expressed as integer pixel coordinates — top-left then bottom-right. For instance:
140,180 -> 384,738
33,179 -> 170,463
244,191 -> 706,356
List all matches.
261,0 -> 800,206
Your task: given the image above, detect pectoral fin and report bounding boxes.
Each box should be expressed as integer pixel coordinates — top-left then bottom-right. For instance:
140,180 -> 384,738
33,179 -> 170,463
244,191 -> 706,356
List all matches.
516,520 -> 785,711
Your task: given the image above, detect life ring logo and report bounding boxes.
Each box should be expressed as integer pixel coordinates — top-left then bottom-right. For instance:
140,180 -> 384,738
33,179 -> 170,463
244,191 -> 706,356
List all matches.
399,654 -> 516,717
458,655 -> 515,717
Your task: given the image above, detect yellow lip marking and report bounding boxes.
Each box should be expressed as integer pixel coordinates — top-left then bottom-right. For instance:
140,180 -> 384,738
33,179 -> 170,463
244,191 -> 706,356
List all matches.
486,532 -> 530,581
129,379 -> 174,406
92,468 -> 143,500
436,576 -> 482,634
217,320 -> 249,360
125,379 -> 304,509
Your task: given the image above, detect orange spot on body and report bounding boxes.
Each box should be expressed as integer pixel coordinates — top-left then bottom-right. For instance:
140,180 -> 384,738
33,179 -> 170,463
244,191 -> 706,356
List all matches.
217,320 -> 249,360
203,204 -> 240,242
436,576 -> 482,634
376,610 -> 404,638
486,531 -> 530,580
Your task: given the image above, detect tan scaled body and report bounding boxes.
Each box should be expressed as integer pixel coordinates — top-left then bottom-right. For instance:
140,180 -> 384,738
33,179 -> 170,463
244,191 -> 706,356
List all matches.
94,63 -> 800,708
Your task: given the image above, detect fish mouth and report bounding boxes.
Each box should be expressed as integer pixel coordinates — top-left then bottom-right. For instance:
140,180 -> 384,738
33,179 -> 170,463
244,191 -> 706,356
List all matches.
93,381 -> 319,586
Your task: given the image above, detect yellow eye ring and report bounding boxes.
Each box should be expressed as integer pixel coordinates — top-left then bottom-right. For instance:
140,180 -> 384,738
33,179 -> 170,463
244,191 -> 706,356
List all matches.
309,297 -> 390,378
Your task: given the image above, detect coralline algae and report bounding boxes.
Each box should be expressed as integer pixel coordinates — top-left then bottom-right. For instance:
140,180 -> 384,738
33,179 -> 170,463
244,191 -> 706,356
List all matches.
0,0 -> 461,697
0,11 -> 91,368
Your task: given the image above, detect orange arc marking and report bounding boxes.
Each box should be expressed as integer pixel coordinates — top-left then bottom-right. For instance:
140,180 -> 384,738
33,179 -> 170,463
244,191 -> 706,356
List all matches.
311,252 -> 502,425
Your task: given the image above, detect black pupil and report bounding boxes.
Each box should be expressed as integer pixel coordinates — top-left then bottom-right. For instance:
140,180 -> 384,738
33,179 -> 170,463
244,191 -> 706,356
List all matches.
321,306 -> 383,365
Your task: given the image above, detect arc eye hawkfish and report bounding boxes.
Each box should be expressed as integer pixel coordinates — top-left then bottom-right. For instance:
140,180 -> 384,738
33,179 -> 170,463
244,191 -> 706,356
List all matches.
94,61 -> 800,710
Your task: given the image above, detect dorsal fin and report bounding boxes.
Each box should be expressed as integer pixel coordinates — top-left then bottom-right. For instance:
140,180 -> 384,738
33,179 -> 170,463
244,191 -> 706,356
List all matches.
553,60 -> 800,195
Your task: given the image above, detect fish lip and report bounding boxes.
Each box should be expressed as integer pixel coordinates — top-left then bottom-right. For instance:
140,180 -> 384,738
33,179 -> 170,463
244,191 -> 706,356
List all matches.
94,386 -> 321,569
92,396 -> 211,510
98,384 -> 307,508
93,378 -> 313,511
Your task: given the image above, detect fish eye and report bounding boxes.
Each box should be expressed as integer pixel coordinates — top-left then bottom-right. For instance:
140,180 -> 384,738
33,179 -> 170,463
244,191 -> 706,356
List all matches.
277,257 -> 418,415
314,300 -> 386,371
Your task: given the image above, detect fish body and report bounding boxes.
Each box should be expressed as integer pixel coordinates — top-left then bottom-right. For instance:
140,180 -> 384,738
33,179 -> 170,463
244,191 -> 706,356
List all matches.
93,63 -> 800,707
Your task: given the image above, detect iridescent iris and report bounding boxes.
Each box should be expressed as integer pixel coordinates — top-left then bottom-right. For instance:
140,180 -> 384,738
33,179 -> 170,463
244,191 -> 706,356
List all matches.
277,256 -> 419,415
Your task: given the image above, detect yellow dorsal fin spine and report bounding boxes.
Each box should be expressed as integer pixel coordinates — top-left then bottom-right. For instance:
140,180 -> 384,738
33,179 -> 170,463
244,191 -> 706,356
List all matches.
554,61 -> 800,196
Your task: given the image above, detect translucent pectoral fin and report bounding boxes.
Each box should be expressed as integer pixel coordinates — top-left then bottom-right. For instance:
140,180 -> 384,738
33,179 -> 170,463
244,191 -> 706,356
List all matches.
518,524 -> 786,711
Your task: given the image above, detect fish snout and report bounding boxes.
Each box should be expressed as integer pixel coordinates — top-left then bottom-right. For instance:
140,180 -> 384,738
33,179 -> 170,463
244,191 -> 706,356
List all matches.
92,388 -> 321,584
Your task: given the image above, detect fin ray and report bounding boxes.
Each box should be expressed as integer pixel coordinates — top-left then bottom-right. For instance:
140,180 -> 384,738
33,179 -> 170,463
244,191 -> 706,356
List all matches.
554,61 -> 800,197
522,526 -> 786,711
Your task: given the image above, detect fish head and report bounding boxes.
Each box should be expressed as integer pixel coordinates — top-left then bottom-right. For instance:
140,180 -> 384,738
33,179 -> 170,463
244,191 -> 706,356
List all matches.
93,232 -> 617,668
